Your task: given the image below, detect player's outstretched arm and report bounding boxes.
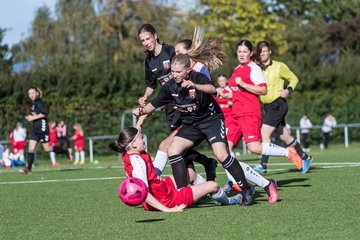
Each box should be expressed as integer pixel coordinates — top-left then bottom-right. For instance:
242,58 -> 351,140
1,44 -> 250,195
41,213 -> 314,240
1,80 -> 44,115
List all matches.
133,103 -> 156,117
135,114 -> 150,131
138,87 -> 155,107
145,193 -> 185,212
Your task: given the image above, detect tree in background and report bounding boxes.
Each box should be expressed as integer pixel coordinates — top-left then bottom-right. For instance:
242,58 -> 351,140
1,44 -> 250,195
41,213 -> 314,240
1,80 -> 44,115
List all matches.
0,28 -> 12,77
262,0 -> 360,125
0,0 -> 359,147
189,0 -> 287,76
1,0 -> 186,152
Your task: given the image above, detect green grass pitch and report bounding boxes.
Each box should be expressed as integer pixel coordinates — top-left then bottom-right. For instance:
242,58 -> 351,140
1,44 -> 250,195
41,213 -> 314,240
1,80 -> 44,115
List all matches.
1,143 -> 360,240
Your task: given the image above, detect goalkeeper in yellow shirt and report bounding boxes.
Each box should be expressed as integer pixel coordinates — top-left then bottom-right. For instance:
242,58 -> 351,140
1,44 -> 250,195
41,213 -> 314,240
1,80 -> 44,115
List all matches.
254,41 -> 312,174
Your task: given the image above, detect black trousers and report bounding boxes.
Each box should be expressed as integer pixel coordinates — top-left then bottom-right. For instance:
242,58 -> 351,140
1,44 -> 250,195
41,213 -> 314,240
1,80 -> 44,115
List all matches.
323,132 -> 332,149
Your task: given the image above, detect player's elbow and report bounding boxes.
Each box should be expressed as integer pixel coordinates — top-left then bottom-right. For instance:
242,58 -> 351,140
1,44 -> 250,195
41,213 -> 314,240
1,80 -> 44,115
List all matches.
208,85 -> 216,95
259,87 -> 267,95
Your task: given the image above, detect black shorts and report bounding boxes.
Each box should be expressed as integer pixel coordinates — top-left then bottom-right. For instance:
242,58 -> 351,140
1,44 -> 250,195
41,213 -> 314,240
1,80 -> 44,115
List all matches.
176,117 -> 227,146
165,108 -> 182,132
29,131 -> 50,143
262,98 -> 288,128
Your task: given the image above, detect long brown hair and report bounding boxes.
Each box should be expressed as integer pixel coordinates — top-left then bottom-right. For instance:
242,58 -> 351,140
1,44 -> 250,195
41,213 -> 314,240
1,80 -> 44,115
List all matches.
186,27 -> 226,73
255,41 -> 271,70
109,127 -> 139,153
28,86 -> 42,98
137,23 -> 160,43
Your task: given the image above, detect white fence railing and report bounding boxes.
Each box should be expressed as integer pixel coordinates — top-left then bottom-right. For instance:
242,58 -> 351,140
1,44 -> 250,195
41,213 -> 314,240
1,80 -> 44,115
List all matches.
292,123 -> 360,149
1,123 -> 359,163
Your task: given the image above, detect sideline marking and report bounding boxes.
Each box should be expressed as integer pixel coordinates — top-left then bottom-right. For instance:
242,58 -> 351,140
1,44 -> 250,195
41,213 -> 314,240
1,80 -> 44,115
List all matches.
1,162 -> 360,185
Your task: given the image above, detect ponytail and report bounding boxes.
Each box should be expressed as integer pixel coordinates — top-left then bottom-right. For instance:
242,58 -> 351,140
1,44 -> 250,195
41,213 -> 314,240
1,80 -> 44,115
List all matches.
187,26 -> 226,73
109,140 -> 126,153
109,127 -> 139,153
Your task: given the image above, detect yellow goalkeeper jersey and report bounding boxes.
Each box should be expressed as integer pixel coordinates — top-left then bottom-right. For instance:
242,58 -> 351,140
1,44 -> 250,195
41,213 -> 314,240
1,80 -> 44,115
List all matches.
260,60 -> 299,104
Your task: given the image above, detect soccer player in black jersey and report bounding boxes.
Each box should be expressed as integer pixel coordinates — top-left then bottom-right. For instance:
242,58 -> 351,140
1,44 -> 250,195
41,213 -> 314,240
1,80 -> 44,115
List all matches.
134,54 -> 260,205
137,24 -> 217,181
19,87 -> 73,174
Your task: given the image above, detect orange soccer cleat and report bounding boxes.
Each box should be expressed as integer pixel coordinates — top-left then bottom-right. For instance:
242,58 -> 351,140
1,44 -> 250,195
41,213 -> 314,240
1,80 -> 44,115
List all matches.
287,147 -> 303,170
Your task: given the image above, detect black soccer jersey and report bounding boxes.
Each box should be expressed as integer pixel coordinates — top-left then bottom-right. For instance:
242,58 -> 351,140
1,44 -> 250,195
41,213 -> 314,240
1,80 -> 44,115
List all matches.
150,71 -> 223,125
145,44 -> 175,88
29,98 -> 49,134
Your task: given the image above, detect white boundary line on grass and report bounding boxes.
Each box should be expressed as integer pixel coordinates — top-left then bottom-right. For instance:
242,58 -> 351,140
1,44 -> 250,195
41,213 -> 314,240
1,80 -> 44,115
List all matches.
0,176 -> 124,185
1,162 -> 360,185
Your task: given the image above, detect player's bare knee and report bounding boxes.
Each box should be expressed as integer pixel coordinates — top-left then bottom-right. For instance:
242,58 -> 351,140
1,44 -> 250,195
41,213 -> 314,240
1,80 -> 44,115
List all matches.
213,151 -> 228,162
207,181 -> 219,193
281,134 -> 293,144
158,139 -> 169,152
247,143 -> 262,155
188,168 -> 197,184
43,145 -> 52,152
167,146 -> 179,157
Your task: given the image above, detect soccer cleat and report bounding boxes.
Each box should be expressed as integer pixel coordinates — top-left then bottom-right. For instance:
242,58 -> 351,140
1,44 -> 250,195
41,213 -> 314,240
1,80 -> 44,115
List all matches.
265,179 -> 279,203
67,148 -> 73,163
222,181 -> 242,194
229,194 -> 243,205
287,147 -> 303,170
18,167 -> 31,174
73,160 -> 79,166
79,160 -> 85,165
222,181 -> 232,194
301,156 -> 313,174
254,164 -> 267,174
240,185 -> 256,206
52,162 -> 61,167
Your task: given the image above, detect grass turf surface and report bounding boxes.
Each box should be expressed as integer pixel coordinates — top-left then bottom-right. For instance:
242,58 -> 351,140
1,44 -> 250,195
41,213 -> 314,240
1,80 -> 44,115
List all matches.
1,143 -> 360,240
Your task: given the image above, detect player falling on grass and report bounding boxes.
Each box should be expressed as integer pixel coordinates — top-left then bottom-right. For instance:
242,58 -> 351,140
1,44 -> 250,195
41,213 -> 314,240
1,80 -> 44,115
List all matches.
133,54 -> 282,205
137,23 -> 216,180
253,41 -> 312,174
19,87 -> 73,174
109,127 -> 243,212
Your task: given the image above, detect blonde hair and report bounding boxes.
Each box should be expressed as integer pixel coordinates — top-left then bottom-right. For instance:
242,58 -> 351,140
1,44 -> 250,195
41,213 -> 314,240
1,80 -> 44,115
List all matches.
171,54 -> 191,69
74,123 -> 83,132
187,27 -> 226,73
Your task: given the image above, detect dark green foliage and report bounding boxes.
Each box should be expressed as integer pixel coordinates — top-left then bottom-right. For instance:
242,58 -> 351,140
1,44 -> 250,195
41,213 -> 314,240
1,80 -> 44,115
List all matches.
0,28 -> 12,77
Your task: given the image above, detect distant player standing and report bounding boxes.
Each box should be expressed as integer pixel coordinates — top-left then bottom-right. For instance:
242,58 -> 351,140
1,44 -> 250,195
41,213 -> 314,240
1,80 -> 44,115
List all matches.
49,121 -> 60,166
72,123 -> 85,165
9,122 -> 26,163
213,75 -> 232,133
109,127 -> 243,212
254,41 -> 312,174
299,115 -> 313,152
19,87 -> 73,174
